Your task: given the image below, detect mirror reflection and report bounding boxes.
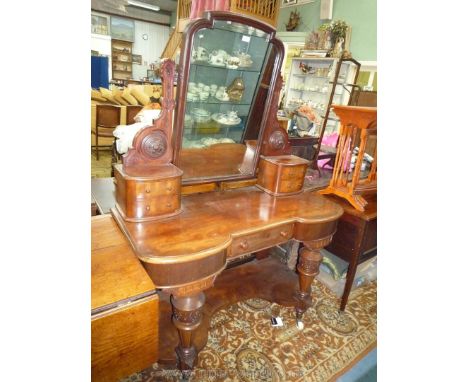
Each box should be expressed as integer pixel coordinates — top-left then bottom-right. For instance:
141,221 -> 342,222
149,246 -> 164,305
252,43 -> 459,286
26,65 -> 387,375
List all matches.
179,20 -> 271,180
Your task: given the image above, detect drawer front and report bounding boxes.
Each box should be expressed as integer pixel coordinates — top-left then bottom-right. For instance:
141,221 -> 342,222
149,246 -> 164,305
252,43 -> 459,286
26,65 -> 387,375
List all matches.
230,223 -> 294,258
134,177 -> 180,199
280,165 -> 307,181
128,194 -> 180,219
278,179 -> 304,194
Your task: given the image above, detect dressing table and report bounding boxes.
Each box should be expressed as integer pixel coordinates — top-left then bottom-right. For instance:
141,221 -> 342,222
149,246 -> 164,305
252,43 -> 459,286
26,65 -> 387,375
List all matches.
105,12 -> 343,378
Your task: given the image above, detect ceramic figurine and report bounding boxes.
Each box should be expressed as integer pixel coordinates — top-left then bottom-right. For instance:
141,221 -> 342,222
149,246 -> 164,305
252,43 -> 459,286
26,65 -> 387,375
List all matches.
227,77 -> 245,102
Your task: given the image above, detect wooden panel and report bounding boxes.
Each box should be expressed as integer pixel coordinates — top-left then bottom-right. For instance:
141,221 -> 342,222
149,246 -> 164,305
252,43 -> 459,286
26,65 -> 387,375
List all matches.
230,223 -> 294,258
362,218 -> 377,253
181,183 -> 218,195
91,215 -> 155,310
91,295 -> 159,382
91,215 -> 127,252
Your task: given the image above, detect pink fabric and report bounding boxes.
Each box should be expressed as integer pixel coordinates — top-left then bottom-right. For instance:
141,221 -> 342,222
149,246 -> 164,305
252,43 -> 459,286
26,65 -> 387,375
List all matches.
318,132 -> 339,169
190,0 -> 230,19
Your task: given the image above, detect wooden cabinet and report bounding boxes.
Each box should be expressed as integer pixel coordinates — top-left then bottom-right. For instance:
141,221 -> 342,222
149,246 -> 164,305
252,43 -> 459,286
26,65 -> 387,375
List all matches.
112,39 -> 133,80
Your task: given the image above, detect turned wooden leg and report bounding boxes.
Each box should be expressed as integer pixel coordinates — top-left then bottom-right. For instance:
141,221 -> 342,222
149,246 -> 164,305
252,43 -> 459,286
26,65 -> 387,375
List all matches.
294,237 -> 332,323
171,292 -> 205,379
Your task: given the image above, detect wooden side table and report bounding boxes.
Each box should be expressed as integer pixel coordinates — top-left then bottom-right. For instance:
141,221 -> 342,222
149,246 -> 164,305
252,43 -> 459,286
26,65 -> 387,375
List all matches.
323,194 -> 377,311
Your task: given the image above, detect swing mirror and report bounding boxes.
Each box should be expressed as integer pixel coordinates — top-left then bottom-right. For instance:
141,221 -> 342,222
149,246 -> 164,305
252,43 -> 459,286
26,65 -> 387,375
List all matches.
173,13 -> 283,184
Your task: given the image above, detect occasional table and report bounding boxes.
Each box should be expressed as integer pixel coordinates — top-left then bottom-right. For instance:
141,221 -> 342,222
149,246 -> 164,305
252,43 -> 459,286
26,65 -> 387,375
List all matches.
323,194 -> 377,311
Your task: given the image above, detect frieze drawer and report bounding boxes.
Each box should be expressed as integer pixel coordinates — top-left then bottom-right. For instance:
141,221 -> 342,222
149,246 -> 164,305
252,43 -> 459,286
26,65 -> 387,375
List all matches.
230,223 -> 294,258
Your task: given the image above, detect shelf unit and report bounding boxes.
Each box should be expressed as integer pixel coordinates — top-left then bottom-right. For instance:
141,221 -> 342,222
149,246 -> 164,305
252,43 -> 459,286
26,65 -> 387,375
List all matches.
284,56 -> 361,169
111,39 -> 133,80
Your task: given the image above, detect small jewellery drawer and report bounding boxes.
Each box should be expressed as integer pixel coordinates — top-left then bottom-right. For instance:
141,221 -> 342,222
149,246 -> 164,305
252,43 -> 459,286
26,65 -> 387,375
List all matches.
134,178 -> 180,199
131,194 -> 180,218
230,223 -> 294,258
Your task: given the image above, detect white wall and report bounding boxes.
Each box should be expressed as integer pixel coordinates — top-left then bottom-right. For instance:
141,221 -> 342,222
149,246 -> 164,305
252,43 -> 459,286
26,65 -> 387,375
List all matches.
91,33 -> 112,82
132,21 -> 170,80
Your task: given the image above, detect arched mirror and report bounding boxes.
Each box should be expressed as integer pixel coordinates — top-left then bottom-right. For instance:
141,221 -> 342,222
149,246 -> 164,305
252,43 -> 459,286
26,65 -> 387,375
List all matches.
173,12 -> 287,184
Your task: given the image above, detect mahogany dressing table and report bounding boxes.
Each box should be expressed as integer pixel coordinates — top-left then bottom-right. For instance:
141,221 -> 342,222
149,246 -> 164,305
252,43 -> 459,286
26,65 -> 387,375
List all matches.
106,12 -> 344,378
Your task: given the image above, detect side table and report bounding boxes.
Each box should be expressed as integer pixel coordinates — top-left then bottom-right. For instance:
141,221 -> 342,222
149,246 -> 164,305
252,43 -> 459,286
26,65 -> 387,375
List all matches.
323,194 -> 377,311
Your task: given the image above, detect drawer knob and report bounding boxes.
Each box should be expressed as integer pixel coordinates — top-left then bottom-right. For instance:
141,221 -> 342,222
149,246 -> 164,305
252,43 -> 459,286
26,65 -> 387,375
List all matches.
145,189 -> 151,193
166,185 -> 174,191
145,205 -> 150,211
166,203 -> 172,208
280,231 -> 288,238
240,240 -> 249,250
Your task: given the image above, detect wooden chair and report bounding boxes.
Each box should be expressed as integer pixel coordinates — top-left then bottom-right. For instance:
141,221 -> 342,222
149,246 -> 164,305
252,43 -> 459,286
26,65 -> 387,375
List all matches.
126,105 -> 143,125
92,105 -> 121,160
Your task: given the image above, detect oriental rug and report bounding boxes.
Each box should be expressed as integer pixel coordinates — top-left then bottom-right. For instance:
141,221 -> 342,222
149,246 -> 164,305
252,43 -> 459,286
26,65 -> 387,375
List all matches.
122,279 -> 377,382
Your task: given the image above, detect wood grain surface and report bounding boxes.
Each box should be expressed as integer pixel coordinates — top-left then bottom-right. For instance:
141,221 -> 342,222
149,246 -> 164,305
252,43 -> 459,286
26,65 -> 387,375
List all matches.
112,187 -> 343,288
91,215 -> 156,310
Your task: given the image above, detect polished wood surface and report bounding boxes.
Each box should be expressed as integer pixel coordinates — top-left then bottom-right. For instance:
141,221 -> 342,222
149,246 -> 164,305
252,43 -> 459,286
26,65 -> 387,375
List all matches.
114,163 -> 182,222
92,296 -> 159,382
324,194 -> 377,311
257,155 -> 310,196
320,106 -> 377,211
91,215 -> 156,310
113,187 -> 342,259
91,215 -> 159,381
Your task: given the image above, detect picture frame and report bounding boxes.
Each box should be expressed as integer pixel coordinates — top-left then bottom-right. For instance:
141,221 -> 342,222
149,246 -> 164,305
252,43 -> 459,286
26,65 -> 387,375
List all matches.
91,12 -> 110,35
132,54 -> 142,65
281,0 -> 297,8
110,16 -> 135,42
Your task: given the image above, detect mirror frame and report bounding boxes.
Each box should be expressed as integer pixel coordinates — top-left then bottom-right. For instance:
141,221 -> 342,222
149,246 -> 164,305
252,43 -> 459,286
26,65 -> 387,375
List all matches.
172,11 -> 287,185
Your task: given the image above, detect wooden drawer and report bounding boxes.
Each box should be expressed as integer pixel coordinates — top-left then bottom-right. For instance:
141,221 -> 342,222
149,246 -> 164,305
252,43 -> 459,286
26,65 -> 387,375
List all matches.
134,178 -> 180,199
130,194 -> 180,218
257,155 -> 309,196
230,223 -> 294,258
280,179 -> 304,194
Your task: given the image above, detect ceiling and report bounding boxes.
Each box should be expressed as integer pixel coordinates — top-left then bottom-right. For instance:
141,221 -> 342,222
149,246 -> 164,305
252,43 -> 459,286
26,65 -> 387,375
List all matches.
92,0 -> 177,25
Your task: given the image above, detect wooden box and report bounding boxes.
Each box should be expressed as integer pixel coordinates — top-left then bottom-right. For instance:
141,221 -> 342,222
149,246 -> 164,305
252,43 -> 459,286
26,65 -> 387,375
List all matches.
92,215 -> 159,382
114,163 -> 183,222
256,155 -> 310,196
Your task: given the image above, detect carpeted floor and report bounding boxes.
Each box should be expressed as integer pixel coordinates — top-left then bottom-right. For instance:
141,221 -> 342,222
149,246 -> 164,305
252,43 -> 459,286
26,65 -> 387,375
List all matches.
91,150 -> 114,178
122,280 -> 377,382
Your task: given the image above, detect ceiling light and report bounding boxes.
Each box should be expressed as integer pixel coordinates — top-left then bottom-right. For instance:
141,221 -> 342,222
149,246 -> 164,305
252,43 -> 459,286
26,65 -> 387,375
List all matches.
127,0 -> 160,12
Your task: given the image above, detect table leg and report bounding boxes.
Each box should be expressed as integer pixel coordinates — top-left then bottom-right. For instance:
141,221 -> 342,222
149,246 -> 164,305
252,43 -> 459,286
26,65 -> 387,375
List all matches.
170,292 -> 205,379
295,239 -> 329,323
340,250 -> 360,311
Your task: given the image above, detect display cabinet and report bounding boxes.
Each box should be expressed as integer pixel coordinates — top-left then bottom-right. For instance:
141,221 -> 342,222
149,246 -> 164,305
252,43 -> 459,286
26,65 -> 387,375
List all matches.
112,39 -> 133,80
173,12 -> 290,183
284,57 -> 360,136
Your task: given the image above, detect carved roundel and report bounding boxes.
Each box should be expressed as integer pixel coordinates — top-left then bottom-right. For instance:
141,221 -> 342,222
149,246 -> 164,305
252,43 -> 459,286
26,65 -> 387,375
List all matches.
269,130 -> 287,150
141,130 -> 167,159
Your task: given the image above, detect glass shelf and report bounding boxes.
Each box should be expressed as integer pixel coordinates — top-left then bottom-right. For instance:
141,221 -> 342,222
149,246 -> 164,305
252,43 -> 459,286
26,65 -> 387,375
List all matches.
191,61 -> 261,74
187,99 -> 251,106
182,18 -> 270,146
292,74 -> 330,79
290,88 -> 328,94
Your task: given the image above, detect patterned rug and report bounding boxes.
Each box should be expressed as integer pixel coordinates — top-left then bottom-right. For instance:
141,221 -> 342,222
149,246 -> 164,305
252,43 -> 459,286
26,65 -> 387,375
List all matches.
122,280 -> 377,382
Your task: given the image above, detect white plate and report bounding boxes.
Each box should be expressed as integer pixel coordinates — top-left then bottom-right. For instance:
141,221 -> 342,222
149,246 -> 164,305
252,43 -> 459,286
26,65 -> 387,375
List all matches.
212,113 -> 241,125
